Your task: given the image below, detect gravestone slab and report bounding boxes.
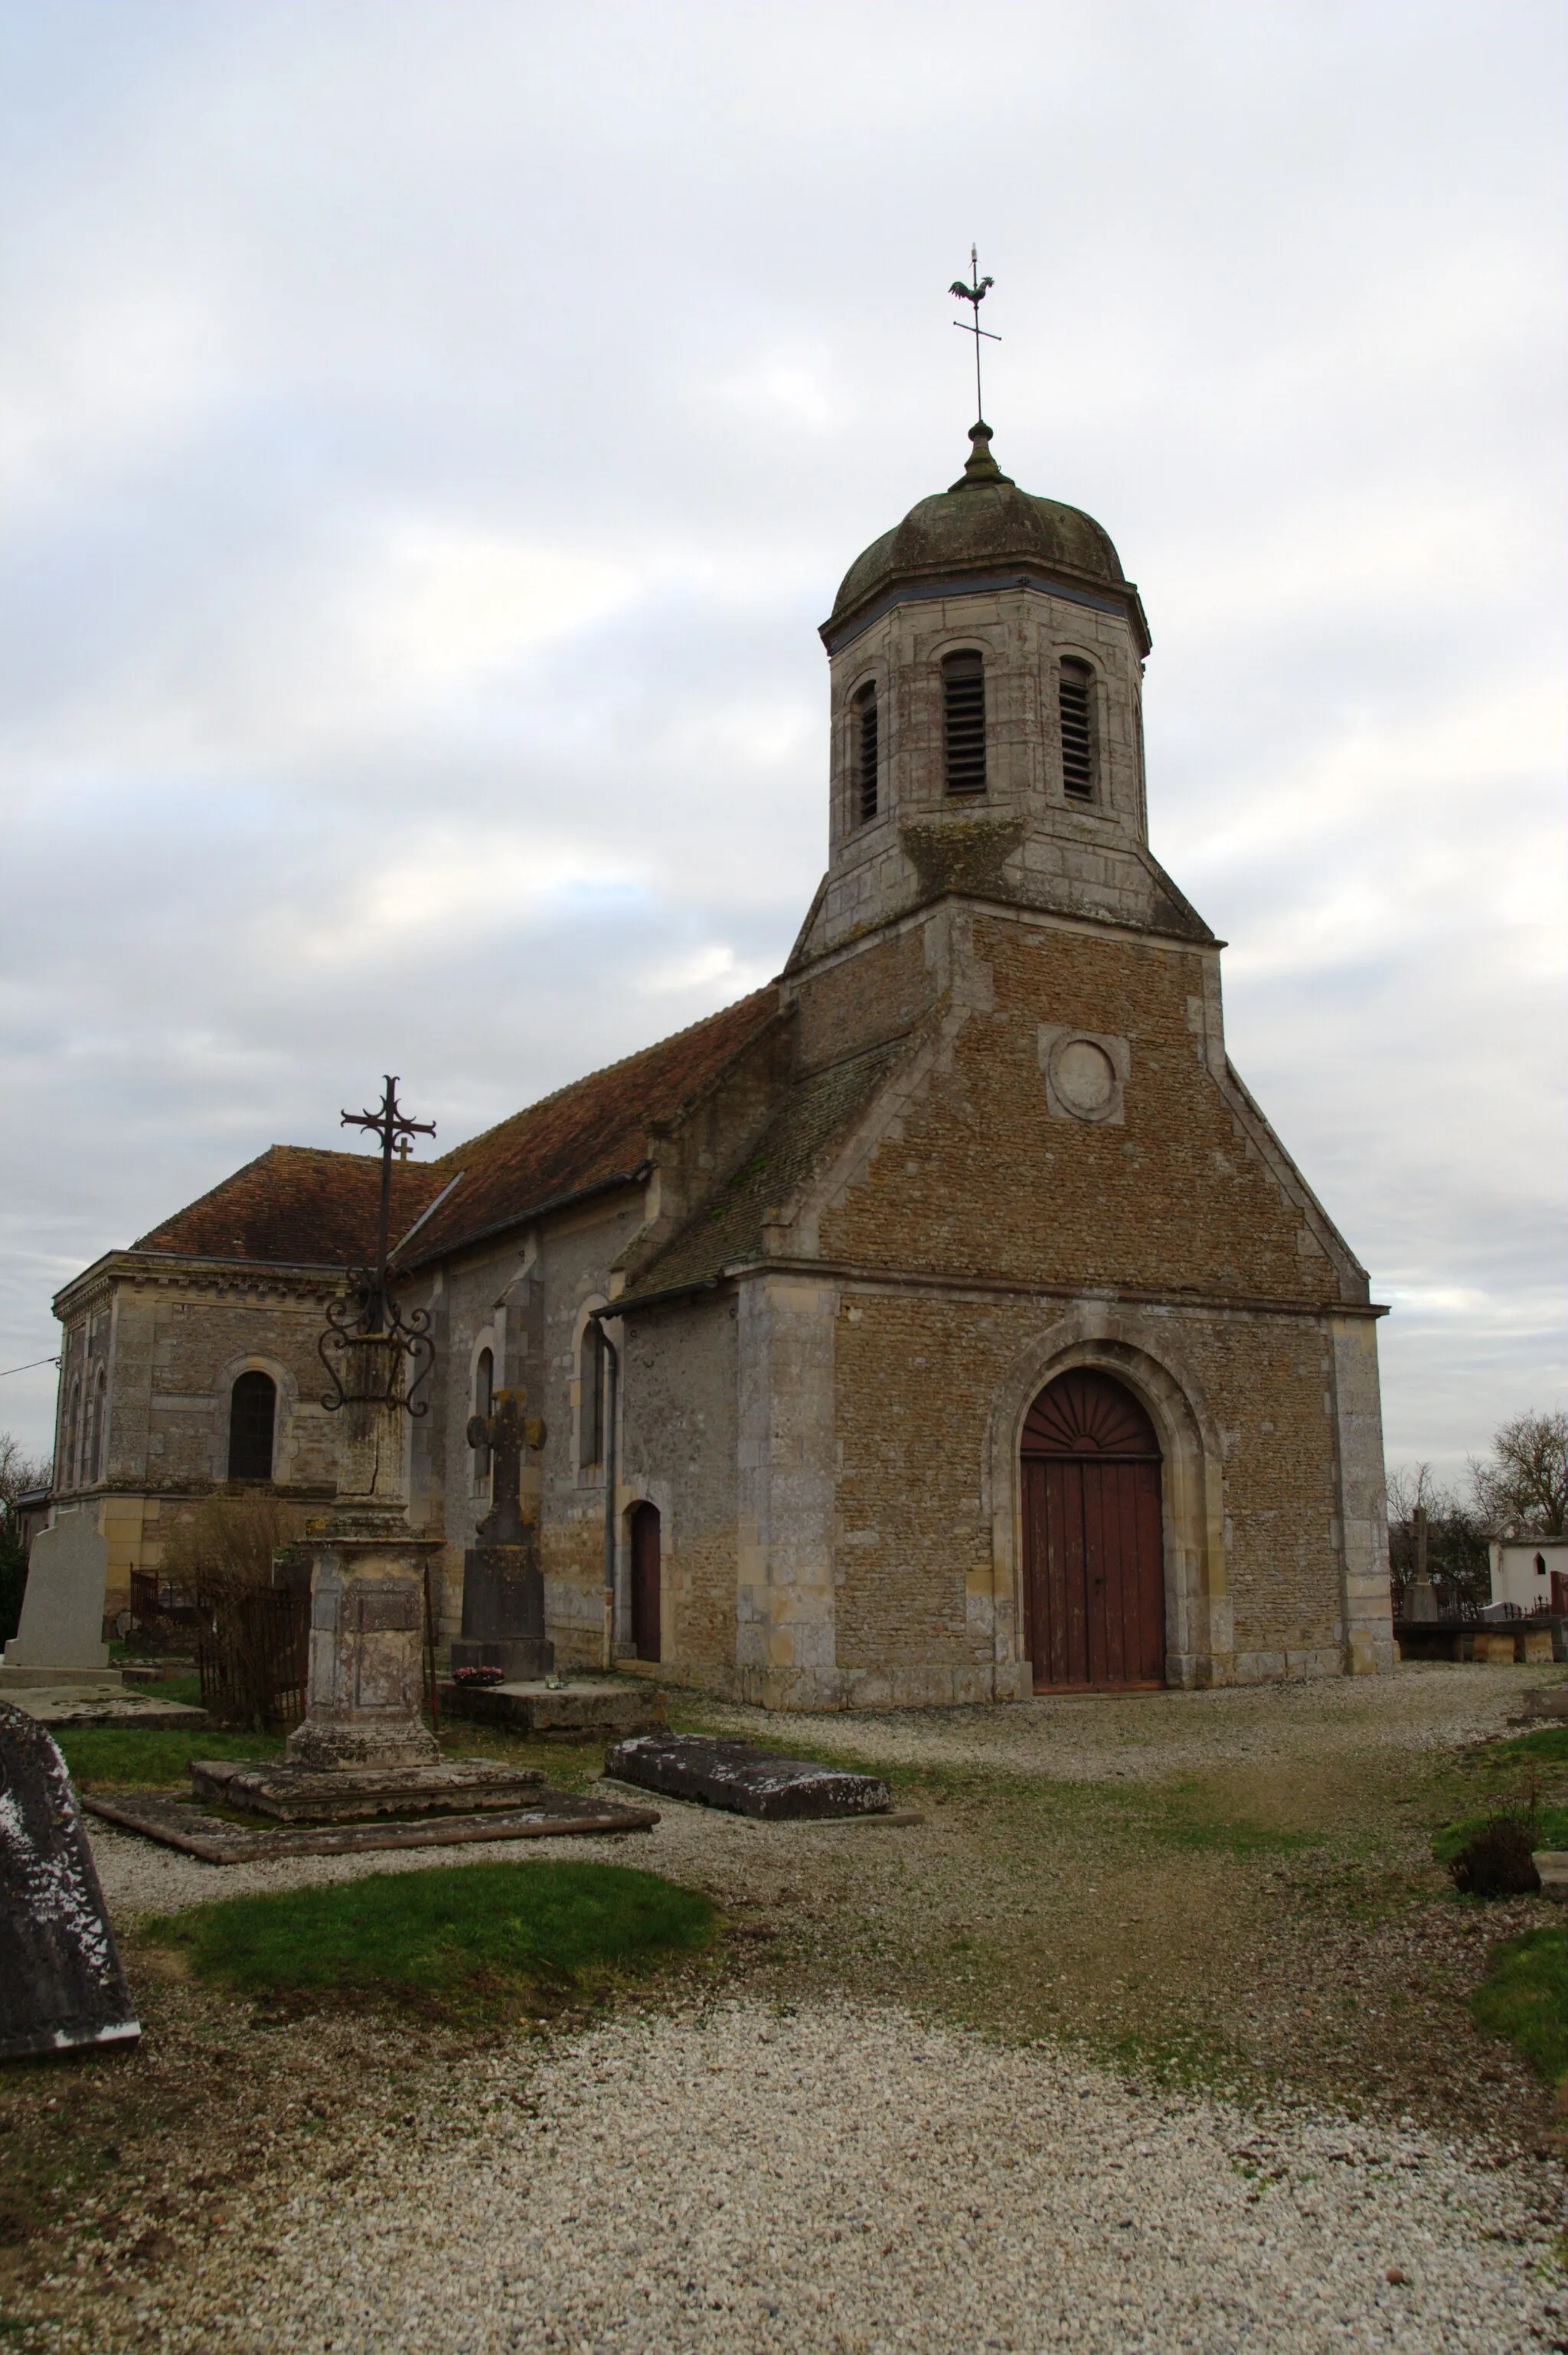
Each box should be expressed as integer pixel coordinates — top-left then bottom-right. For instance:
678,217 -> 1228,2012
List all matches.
440,1678 -> 665,1738
604,1732 -> 892,1820
0,1702 -> 140,2061
0,1506 -> 116,1686
191,1755 -> 544,1823
4,1692 -> 207,1732
85,1786 -> 658,1863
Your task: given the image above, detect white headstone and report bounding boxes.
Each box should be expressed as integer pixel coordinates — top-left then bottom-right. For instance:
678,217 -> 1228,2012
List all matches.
1,1506 -> 113,1683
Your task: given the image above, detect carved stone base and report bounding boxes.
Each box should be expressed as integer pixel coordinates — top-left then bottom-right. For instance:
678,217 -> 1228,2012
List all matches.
286,1513 -> 440,1774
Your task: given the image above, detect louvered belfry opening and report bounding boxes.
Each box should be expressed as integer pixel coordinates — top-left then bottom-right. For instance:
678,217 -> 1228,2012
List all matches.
1059,658 -> 1096,800
942,649 -> 986,795
854,683 -> 879,823
227,1370 -> 277,1483
1021,1368 -> 1165,1690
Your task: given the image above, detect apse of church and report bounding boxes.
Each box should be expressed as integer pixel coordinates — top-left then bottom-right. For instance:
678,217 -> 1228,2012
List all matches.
38,419 -> 1393,1706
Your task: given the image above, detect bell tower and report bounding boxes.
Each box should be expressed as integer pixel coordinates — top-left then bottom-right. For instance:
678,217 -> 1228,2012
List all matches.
789,424 -> 1209,970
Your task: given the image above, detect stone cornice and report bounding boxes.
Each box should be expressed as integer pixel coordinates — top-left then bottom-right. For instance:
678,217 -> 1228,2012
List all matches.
53,1249 -> 351,1321
614,1253 -> 1387,1324
822,564 -> 1152,660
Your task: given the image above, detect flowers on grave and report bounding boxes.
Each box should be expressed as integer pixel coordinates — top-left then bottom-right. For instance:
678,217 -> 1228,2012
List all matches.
452,1665 -> 505,1687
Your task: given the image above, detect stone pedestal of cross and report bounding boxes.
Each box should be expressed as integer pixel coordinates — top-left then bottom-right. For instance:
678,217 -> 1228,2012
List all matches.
286,1366 -> 443,1773
451,1388 -> 554,1682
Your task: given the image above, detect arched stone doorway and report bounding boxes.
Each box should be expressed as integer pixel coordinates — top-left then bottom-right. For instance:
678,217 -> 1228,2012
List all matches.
1021,1369 -> 1165,1691
629,1502 -> 662,1663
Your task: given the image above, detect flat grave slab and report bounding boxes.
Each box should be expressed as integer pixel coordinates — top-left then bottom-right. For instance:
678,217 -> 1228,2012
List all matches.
0,1666 -> 125,1693
440,1678 -> 665,1740
604,1732 -> 893,1820
190,1755 -> 545,1823
83,1786 -> 658,1863
1,1702 -> 141,2060
4,1689 -> 208,1732
1518,1686 -> 1568,1721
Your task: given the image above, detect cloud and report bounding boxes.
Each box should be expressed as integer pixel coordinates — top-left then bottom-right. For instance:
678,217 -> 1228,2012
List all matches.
0,0 -> 1562,1485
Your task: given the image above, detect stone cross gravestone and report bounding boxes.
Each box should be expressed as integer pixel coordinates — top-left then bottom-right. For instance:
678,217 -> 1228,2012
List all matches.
0,1702 -> 139,2060
451,1388 -> 554,1683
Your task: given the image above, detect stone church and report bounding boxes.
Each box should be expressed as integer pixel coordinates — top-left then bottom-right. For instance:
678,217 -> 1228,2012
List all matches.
39,421 -> 1394,1707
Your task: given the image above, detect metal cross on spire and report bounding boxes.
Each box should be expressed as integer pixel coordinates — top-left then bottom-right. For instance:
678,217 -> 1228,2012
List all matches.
341,1075 -> 436,1335
949,245 -> 999,424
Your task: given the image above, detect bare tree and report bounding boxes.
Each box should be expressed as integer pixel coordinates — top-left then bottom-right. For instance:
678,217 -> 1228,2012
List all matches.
0,1431 -> 52,1644
0,1432 -> 52,1516
1386,1461 -> 1488,1611
1469,1411 -> 1568,1537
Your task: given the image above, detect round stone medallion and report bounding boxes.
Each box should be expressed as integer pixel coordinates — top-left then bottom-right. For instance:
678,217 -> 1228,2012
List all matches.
1050,1036 -> 1118,1119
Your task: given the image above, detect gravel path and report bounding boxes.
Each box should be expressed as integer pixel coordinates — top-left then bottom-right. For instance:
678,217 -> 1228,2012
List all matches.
693,1659 -> 1562,1785
88,1660 -> 1550,1922
56,1997 -> 1563,2354
34,1664 -> 1564,2350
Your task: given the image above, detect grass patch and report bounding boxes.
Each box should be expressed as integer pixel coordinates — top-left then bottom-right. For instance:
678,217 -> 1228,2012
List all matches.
1473,1727 -> 1568,1769
57,1726 -> 284,1788
1471,1927 -> 1568,2084
1129,1777 -> 1320,1856
141,1859 -> 714,2022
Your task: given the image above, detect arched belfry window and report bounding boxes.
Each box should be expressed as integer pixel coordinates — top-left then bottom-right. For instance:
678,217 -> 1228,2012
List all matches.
227,1371 -> 276,1483
942,650 -> 986,795
854,682 -> 879,824
1059,657 -> 1097,800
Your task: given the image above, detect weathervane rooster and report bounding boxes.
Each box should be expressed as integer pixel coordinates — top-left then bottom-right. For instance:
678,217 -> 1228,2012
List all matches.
950,246 -> 1000,421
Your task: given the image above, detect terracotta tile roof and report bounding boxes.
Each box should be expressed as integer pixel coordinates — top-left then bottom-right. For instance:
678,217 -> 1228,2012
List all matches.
132,1146 -> 447,1267
626,1034 -> 910,1298
126,989 -> 784,1277
405,986 -> 782,1265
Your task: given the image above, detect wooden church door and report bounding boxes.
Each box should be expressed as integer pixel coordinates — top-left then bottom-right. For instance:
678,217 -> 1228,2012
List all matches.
1021,1369 -> 1165,1691
630,1502 -> 662,1662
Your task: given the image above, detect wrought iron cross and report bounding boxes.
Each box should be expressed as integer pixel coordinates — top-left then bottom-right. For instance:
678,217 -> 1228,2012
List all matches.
341,1075 -> 436,1334
949,245 -> 999,423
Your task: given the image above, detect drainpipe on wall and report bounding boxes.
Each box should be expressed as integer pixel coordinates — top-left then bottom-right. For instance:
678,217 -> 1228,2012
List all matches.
594,1314 -> 619,1672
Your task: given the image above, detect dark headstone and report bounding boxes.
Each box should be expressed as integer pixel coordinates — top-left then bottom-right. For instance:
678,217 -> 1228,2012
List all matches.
0,1702 -> 139,2061
451,1531 -> 554,1683
605,1732 -> 891,1820
454,1388 -> 554,1681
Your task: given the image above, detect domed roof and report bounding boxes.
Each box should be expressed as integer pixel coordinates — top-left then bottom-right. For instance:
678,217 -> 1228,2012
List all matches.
825,424 -> 1143,649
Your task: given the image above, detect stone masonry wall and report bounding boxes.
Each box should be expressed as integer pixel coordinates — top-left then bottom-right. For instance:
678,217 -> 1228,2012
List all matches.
622,1294 -> 739,1669
833,1287 -> 1351,1683
818,911 -> 1347,1306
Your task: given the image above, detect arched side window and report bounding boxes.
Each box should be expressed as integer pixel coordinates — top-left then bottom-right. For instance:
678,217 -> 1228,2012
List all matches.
472,1347 -> 495,1482
854,682 -> 879,824
580,1322 -> 605,1468
942,650 -> 986,795
1537,1553 -> 1549,1578
87,1369 -> 107,1483
1059,657 -> 1097,800
227,1370 -> 276,1483
64,1379 -> 82,1491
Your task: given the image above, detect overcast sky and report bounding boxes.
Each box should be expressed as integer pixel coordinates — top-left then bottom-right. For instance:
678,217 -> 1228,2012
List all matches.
1,1 -> 1562,1487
